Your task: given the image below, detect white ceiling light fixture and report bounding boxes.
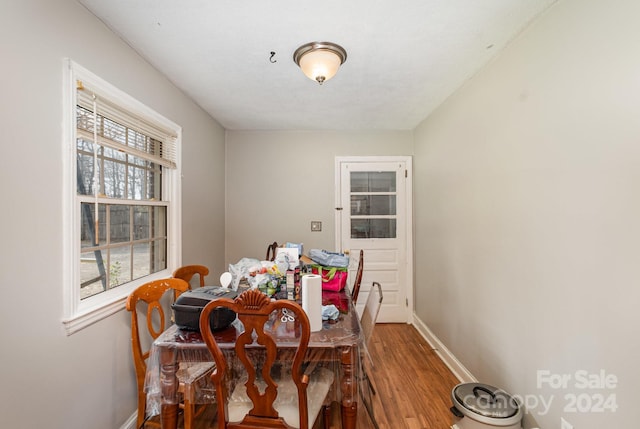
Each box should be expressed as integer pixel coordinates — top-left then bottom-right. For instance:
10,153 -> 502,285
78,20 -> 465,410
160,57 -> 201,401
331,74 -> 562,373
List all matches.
293,41 -> 347,85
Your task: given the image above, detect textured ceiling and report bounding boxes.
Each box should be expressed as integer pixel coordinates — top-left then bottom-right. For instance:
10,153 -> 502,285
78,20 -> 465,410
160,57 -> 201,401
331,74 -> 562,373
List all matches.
79,0 -> 557,131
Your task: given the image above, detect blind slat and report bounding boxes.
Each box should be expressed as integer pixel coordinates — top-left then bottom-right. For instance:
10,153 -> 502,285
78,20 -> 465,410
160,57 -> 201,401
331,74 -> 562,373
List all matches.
76,128 -> 176,169
76,86 -> 177,168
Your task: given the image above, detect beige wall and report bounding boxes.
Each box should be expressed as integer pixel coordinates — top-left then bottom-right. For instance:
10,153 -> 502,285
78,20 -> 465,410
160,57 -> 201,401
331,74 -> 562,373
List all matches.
5,0 -> 639,427
225,130 -> 413,264
0,1 -> 225,428
414,0 -> 640,427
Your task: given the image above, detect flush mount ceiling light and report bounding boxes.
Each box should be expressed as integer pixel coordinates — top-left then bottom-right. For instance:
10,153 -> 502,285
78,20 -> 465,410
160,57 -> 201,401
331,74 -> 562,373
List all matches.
293,42 -> 347,85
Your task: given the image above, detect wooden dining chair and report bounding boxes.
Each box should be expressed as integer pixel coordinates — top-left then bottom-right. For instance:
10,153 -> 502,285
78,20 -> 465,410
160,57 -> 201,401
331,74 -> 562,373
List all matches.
126,278 -> 213,429
351,249 -> 364,304
199,288 -> 334,429
173,264 -> 210,288
359,281 -> 384,429
266,241 -> 279,261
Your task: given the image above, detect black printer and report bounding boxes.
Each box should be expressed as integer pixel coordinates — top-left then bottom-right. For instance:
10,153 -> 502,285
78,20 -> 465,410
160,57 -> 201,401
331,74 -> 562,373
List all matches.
172,286 -> 238,332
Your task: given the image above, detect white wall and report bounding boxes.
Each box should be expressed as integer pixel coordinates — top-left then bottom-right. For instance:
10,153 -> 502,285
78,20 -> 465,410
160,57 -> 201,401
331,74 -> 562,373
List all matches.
0,1 -> 225,428
413,0 -> 640,427
225,130 -> 413,264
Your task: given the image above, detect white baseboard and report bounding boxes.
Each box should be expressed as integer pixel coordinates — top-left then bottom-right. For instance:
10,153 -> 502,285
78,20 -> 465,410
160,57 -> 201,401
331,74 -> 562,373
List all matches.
412,314 -> 477,384
119,412 -> 137,429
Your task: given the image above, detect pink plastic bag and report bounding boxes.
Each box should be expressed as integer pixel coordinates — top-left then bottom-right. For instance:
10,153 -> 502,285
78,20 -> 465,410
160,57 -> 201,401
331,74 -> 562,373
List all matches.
311,265 -> 348,291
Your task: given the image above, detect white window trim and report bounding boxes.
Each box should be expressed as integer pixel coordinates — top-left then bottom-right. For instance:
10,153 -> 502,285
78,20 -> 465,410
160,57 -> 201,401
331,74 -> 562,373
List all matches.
62,60 -> 182,335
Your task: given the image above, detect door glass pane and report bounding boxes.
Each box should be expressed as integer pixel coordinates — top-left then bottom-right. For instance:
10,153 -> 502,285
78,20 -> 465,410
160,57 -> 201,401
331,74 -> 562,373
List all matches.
370,172 -> 396,192
350,170 -> 397,239
350,172 -> 396,192
350,195 -> 396,215
350,172 -> 368,193
351,219 -> 396,239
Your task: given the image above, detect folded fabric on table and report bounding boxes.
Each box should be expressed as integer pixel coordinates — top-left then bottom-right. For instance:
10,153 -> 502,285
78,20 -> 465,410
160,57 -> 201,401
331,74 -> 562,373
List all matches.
321,304 -> 339,321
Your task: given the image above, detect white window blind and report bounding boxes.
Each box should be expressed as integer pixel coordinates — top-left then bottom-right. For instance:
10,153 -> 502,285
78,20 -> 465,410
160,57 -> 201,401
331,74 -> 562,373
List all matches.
76,81 -> 177,169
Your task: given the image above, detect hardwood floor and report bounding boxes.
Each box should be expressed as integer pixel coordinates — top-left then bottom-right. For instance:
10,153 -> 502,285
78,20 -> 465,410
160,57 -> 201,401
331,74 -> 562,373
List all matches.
353,323 -> 460,429
186,323 -> 460,429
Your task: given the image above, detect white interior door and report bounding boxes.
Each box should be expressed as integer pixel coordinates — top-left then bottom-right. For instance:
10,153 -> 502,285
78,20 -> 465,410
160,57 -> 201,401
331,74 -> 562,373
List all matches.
335,157 -> 413,323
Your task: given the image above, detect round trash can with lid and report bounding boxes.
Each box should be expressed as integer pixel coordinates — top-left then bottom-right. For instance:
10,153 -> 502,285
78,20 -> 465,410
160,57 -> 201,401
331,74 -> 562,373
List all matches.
450,382 -> 523,429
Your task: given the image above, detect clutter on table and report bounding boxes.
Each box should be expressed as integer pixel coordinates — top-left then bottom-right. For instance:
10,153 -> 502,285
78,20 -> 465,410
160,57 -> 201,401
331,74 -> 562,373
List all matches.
227,244 -> 350,301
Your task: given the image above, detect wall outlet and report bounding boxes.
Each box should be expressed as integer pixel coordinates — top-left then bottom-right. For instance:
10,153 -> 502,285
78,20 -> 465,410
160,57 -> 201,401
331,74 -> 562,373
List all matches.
311,221 -> 322,232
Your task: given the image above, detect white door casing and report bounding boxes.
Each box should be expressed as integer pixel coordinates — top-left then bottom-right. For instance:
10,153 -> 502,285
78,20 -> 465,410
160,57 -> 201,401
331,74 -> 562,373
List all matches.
335,156 -> 413,323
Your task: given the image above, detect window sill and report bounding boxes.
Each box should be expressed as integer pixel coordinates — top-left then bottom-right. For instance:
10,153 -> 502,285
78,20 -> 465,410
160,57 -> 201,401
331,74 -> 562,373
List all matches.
62,270 -> 171,335
62,296 -> 127,335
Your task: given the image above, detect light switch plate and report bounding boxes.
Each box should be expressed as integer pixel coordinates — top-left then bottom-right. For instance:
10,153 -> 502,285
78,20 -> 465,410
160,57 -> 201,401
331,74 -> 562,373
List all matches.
311,221 -> 322,232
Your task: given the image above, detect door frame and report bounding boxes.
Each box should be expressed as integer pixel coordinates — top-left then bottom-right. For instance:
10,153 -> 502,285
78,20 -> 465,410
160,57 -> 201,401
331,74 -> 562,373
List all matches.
334,156 -> 414,324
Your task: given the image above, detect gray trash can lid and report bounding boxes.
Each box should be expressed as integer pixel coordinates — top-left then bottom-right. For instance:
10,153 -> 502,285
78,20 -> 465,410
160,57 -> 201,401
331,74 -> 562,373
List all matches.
452,383 -> 520,419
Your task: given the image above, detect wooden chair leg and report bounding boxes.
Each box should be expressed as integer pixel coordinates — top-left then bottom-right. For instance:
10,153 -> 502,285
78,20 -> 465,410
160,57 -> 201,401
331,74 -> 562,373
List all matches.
365,369 -> 377,396
359,357 -> 380,429
322,404 -> 332,429
359,381 -> 380,429
137,392 -> 146,429
182,398 -> 194,429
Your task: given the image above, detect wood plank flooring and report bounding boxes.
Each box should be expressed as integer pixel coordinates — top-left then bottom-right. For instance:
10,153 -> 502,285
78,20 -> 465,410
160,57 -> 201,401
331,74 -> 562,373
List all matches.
356,323 -> 460,429
187,323 -> 460,429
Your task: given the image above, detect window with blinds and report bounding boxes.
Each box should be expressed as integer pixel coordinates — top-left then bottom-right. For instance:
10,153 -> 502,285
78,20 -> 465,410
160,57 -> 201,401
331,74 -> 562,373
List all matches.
75,81 -> 176,299
63,60 -> 182,335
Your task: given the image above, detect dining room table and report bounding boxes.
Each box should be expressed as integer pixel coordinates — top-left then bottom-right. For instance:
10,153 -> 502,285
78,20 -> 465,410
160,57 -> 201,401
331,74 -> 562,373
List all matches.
144,285 -> 364,429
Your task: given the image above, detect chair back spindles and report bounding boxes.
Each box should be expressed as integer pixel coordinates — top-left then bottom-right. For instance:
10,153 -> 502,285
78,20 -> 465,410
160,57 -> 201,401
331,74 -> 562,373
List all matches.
266,241 -> 279,261
200,288 -> 323,429
173,264 -> 210,288
351,249 -> 364,304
